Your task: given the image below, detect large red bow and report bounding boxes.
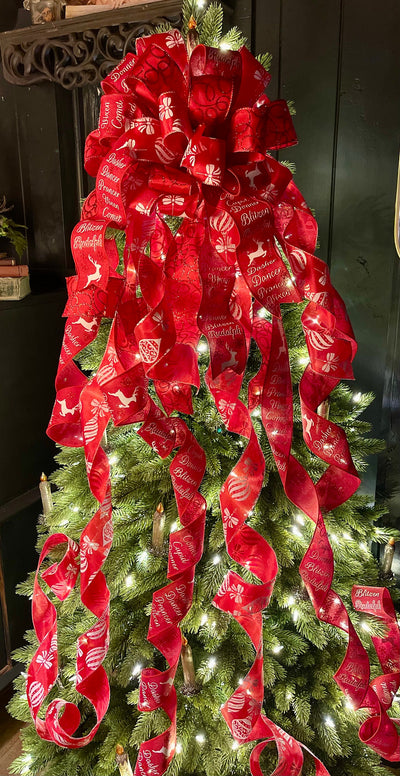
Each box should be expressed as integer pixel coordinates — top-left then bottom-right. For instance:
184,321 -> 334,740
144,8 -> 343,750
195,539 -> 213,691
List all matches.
26,28 -> 400,776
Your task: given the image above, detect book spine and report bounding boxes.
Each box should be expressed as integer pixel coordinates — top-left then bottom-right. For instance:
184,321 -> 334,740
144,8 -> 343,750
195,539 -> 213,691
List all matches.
0,276 -> 31,300
0,265 -> 29,277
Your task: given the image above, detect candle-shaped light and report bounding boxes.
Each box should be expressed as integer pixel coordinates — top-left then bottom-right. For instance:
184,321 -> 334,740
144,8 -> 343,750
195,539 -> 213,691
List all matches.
152,503 -> 165,554
101,428 -> 108,451
180,636 -> 200,695
382,538 -> 396,577
115,745 -> 133,776
317,398 -> 330,420
187,15 -> 199,56
39,473 -> 53,517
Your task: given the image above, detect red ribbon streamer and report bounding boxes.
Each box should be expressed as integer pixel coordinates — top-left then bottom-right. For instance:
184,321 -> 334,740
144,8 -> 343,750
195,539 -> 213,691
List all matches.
26,28 -> 400,775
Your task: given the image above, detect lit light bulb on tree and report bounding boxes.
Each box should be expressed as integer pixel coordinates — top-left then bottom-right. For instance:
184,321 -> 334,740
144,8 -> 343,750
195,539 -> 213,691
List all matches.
197,339 -> 208,353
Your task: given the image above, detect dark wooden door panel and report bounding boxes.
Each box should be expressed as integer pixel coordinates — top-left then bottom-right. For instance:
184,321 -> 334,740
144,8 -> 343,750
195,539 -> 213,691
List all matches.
254,0 -> 281,101
330,0 -> 400,492
0,291 -> 66,506
1,500 -> 39,652
278,0 -> 342,261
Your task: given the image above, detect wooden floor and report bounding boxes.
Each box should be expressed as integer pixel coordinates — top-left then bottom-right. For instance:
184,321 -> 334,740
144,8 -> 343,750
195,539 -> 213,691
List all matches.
0,686 -> 23,776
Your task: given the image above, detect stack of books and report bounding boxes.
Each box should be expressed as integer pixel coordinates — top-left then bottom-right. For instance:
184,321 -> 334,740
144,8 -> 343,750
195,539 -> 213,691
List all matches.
0,255 -> 30,300
64,0 -> 162,19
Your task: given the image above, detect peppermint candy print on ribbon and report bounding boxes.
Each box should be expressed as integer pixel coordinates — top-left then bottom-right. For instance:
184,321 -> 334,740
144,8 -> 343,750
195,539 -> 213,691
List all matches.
27,27 -> 400,776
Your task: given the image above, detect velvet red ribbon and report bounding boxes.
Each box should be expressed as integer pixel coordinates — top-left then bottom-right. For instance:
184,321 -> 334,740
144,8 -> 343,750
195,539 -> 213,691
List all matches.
26,29 -> 400,775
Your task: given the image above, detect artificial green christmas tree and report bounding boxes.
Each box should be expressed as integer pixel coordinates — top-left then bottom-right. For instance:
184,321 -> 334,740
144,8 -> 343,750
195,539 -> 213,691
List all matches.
9,309 -> 398,776
8,3 -> 400,776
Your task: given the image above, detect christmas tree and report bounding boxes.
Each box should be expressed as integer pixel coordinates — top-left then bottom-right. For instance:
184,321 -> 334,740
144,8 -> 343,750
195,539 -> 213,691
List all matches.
8,3 -> 400,776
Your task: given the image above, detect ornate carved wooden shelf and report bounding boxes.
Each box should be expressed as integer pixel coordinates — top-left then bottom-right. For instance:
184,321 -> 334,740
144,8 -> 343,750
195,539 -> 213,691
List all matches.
0,0 -> 182,89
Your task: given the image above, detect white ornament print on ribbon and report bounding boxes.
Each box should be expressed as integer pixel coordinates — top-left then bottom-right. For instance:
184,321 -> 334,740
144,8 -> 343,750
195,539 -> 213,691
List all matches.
139,338 -> 161,364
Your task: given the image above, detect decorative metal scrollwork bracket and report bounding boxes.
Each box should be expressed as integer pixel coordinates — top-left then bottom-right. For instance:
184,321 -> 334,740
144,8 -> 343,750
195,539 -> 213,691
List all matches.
0,1 -> 182,89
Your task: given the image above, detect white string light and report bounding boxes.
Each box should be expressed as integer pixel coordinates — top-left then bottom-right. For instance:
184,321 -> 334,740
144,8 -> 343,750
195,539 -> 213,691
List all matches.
132,663 -> 142,677
252,407 -> 261,417
298,357 -> 309,366
197,340 -> 208,353
353,392 -> 362,403
70,505 -> 79,513
294,513 -> 305,525
292,609 -> 299,623
200,613 -> 208,625
212,554 -> 221,565
272,644 -> 283,654
287,595 -> 295,606
291,525 -> 302,538
125,575 -> 133,588
361,620 -> 371,632
176,742 -> 183,754
208,656 -> 217,669
232,741 -> 239,750
108,454 -> 118,465
196,0 -> 206,6
195,733 -> 206,744
324,715 -> 335,728
219,41 -> 230,51
170,521 -> 178,532
138,550 -> 149,564
257,308 -> 268,318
